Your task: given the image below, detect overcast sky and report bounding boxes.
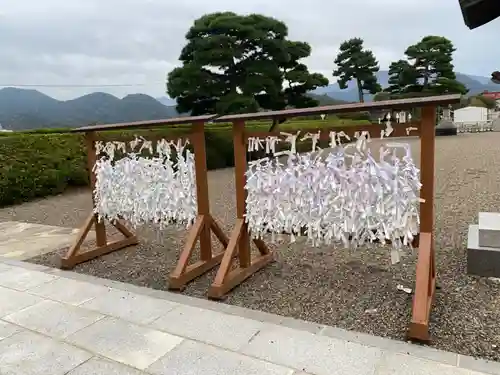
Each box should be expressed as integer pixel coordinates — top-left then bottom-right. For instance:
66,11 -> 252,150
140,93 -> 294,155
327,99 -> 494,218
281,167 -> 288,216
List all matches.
0,0 -> 498,100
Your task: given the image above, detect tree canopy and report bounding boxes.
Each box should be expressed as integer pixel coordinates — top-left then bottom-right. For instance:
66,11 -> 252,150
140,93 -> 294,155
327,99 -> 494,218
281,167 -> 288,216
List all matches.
386,36 -> 468,97
332,38 -> 381,102
386,60 -> 419,94
167,12 -> 329,115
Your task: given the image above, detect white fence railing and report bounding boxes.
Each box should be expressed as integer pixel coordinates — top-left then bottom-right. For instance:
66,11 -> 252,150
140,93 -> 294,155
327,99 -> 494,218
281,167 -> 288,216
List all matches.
456,121 -> 495,133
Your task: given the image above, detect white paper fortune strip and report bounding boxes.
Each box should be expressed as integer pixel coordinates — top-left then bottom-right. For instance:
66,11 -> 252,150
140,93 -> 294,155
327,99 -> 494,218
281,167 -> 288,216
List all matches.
93,137 -> 197,228
244,129 -> 422,261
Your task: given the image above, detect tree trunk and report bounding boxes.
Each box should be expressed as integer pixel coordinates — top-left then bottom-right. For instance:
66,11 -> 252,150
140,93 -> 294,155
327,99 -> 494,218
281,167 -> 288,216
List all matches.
423,67 -> 429,89
356,79 -> 364,102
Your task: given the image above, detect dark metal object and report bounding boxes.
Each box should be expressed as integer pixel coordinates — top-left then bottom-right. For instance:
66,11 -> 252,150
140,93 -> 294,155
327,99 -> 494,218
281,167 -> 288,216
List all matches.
491,71 -> 500,84
459,0 -> 500,29
435,119 -> 458,136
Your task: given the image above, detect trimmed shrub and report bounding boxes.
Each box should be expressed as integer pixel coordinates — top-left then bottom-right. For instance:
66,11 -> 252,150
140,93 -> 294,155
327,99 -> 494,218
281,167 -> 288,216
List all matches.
0,133 -> 87,206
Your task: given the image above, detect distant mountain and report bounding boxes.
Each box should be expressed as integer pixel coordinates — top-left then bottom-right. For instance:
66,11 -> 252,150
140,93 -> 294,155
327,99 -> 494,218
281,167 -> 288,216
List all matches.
314,71 -> 498,102
2,71 -> 497,131
0,88 -> 179,130
466,74 -> 494,85
307,93 -> 350,106
156,96 -> 176,106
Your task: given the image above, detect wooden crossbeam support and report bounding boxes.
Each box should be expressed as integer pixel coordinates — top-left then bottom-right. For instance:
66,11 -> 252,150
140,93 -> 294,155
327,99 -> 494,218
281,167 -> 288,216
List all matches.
211,103 -> 441,341
168,121 -> 226,290
60,132 -> 138,269
60,119 -> 229,291
208,120 -> 274,299
60,214 -> 138,269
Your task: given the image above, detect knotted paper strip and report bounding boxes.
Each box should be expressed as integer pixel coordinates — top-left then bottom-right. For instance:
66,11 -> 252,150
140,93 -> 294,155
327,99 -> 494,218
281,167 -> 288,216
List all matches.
244,127 -> 422,263
93,137 -> 197,228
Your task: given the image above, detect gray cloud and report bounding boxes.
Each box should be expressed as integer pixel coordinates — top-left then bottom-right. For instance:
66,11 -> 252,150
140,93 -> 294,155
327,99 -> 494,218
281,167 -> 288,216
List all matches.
0,0 -> 498,99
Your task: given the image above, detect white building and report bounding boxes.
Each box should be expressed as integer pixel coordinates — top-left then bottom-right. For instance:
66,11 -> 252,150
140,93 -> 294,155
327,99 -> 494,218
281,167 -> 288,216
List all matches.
453,106 -> 494,132
454,106 -> 490,123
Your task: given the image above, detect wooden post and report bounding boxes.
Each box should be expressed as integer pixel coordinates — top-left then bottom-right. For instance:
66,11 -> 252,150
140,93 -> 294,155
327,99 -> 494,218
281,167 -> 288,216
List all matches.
191,120 -> 212,261
168,120 -> 228,290
208,120 -> 273,299
233,120 -> 251,268
60,131 -> 138,269
419,106 -> 436,235
408,105 -> 437,342
86,132 -> 107,247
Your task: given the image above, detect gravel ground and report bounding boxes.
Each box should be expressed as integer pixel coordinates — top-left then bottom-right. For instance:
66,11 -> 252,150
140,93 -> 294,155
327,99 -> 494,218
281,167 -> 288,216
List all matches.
3,132 -> 500,361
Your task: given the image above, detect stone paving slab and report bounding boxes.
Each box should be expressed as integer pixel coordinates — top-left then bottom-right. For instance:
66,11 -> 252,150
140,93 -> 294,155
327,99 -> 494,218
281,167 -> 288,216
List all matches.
320,326 -> 460,366
65,317 -> 184,370
375,352 -> 482,375
147,340 -> 294,375
0,259 -> 499,375
0,330 -> 92,375
0,321 -> 23,341
0,286 -> 44,317
67,357 -> 145,375
29,277 -> 111,306
149,305 -> 263,351
3,300 -> 105,339
0,266 -> 57,291
0,221 -> 93,260
79,288 -> 179,325
241,324 -> 383,375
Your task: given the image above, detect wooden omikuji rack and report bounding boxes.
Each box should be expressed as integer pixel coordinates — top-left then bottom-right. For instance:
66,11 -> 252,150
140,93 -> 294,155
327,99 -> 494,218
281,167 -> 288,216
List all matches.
207,94 -> 461,342
60,115 -> 230,291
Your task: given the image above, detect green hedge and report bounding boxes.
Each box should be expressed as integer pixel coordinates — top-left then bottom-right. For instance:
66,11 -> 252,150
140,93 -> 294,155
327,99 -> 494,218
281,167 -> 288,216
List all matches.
0,133 -> 88,205
0,118 -> 369,207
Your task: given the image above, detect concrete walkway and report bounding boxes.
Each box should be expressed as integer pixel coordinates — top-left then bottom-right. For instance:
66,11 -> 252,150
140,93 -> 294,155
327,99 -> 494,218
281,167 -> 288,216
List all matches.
0,221 -> 93,260
0,259 -> 498,375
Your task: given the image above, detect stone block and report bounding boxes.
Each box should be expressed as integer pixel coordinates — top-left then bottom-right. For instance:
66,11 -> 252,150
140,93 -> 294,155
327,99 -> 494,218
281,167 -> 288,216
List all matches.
0,221 -> 95,260
0,221 -> 94,260
28,277 -> 111,306
0,330 -> 91,375
67,358 -> 145,375
65,317 -> 183,370
458,354 -> 500,375
0,321 -> 23,341
0,263 -> 13,273
79,288 -> 178,325
3,300 -> 104,339
0,268 -> 57,291
376,352 -> 475,375
147,340 -> 293,375
0,286 -> 44,318
467,224 -> 500,277
149,305 -> 263,351
240,324 -> 382,375
321,326 -> 458,366
478,212 -> 500,248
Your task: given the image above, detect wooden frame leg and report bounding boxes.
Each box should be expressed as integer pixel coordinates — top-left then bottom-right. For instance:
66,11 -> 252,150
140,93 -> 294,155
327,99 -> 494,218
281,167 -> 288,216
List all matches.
168,214 -> 226,291
208,219 -> 274,299
407,232 -> 436,342
60,214 -> 138,269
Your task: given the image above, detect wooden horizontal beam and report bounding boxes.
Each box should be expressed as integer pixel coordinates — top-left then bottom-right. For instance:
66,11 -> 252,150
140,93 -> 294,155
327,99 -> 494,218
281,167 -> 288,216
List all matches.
72,116 -> 216,133
93,133 -> 192,143
244,122 -> 421,143
215,94 -> 461,122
